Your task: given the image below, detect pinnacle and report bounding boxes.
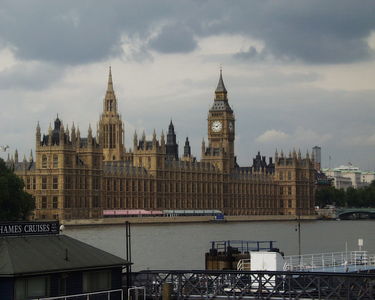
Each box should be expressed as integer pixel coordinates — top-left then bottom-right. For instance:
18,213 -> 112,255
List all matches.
108,66 -> 113,90
215,68 -> 227,93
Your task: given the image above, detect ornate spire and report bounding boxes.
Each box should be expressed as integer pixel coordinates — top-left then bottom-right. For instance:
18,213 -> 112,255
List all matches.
213,68 -> 231,108
108,66 -> 113,89
29,150 -> 33,162
103,66 -> 117,113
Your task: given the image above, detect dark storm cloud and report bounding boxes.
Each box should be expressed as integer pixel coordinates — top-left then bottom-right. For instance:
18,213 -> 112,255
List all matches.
0,0 -> 374,64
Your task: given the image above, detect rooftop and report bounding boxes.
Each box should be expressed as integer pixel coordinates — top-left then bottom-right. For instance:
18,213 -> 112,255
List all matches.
0,234 -> 129,277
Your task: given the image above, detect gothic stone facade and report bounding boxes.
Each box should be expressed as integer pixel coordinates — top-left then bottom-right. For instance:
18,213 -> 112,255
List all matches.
9,69 -> 316,220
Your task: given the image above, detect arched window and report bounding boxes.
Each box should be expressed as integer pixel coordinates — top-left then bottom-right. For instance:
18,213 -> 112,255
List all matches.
53,155 -> 58,168
42,155 -> 47,168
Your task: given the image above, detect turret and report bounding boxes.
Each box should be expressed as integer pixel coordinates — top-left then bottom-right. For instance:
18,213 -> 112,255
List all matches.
59,123 -> 65,145
184,137 -> 191,157
88,124 -> 93,145
29,150 -> 33,162
36,122 -> 41,144
152,129 -> 157,148
65,125 -> 70,143
76,126 -> 81,147
71,123 -> 76,146
166,120 -> 178,160
201,138 -> 206,155
48,123 -> 52,146
133,131 -> 138,150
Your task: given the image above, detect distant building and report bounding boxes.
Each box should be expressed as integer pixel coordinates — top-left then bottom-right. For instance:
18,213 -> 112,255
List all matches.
312,146 -> 321,170
6,69 -> 316,220
361,172 -> 375,185
323,164 -> 373,190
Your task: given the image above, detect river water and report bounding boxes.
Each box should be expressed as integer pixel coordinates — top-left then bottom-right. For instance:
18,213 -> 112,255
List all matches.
65,220 -> 375,271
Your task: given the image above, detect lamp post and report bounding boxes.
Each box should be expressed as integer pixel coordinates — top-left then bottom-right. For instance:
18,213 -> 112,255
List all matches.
295,197 -> 302,264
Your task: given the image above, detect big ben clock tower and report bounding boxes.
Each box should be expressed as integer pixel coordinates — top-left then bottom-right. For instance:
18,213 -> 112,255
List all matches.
202,70 -> 235,173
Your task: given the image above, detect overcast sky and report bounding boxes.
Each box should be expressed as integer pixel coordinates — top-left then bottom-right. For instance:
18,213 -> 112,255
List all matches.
0,0 -> 375,170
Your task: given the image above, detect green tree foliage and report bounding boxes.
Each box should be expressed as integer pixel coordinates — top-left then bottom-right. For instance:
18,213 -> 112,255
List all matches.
316,180 -> 375,208
0,158 -> 35,221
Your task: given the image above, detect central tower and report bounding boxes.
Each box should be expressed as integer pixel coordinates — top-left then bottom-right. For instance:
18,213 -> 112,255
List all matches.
99,67 -> 125,161
202,70 -> 235,172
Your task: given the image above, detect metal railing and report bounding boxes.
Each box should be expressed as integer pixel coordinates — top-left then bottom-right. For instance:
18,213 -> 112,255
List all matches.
33,289 -> 123,300
284,250 -> 375,272
210,240 -> 276,253
128,270 -> 375,300
237,258 -> 251,271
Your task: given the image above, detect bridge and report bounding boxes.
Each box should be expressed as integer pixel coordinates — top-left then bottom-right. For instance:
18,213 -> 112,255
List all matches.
335,208 -> 375,220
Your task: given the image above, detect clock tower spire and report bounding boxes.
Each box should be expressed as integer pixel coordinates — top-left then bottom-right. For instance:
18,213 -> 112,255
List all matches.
202,69 -> 235,172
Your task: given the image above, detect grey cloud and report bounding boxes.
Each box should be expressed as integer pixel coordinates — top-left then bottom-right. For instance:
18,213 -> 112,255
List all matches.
148,23 -> 197,54
0,63 -> 65,90
0,0 -> 374,65
234,46 -> 269,61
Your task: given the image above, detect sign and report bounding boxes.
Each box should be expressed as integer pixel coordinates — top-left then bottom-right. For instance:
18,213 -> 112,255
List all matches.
0,221 -> 59,237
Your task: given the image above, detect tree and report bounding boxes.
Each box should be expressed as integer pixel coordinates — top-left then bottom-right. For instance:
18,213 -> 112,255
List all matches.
316,181 -> 375,208
0,158 -> 35,221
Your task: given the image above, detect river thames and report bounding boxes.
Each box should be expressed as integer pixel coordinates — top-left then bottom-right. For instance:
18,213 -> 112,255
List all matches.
65,220 -> 375,271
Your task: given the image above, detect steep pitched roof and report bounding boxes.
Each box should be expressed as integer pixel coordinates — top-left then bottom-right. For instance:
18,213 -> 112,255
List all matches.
0,235 -> 129,277
215,69 -> 227,93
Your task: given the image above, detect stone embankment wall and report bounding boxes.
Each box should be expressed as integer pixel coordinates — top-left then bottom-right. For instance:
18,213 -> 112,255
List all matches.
62,215 -> 318,226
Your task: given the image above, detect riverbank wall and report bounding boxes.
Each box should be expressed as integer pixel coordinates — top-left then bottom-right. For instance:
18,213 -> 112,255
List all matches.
62,214 -> 318,226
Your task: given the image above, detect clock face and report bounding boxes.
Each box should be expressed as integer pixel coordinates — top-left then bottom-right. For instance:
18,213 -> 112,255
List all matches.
211,121 -> 222,132
229,121 -> 234,132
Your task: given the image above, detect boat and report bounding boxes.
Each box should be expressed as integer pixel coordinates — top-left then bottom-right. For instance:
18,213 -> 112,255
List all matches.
205,240 -> 375,273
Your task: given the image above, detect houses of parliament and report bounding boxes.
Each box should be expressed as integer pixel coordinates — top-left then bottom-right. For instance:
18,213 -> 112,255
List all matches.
7,68 -> 316,220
